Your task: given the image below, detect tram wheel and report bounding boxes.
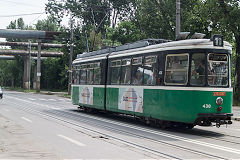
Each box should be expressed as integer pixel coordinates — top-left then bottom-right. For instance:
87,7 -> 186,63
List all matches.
185,124 -> 194,129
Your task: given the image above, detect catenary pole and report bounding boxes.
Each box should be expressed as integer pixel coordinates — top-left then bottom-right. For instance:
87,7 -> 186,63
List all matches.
36,40 -> 41,93
28,40 -> 31,90
176,0 -> 181,39
68,16 -> 74,95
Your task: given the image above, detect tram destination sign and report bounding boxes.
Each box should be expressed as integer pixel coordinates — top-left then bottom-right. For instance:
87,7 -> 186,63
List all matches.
212,35 -> 224,47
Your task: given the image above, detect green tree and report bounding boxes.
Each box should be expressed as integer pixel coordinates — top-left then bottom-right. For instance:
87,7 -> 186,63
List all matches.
46,0 -> 135,50
107,21 -> 143,45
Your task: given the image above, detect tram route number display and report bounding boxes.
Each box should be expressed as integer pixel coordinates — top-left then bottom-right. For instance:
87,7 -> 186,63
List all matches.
118,87 -> 143,113
79,86 -> 93,105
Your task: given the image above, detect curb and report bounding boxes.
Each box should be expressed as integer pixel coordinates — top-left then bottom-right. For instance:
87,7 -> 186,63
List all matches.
231,117 -> 240,121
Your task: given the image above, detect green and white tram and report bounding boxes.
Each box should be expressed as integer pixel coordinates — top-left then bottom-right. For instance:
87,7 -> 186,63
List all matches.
72,36 -> 233,128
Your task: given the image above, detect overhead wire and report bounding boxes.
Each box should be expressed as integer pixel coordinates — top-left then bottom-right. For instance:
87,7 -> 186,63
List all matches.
0,12 -> 45,18
28,12 -> 46,26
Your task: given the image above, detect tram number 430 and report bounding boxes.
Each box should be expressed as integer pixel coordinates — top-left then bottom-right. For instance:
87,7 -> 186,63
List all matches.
202,104 -> 212,109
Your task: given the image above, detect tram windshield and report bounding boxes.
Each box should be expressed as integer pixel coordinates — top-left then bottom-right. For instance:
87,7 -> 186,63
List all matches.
207,53 -> 228,86
190,53 -> 206,86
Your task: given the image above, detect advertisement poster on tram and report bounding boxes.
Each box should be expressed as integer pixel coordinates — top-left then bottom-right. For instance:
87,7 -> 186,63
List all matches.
79,86 -> 93,105
118,87 -> 143,113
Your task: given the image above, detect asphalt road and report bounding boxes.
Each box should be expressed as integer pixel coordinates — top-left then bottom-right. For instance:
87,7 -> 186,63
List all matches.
0,90 -> 240,159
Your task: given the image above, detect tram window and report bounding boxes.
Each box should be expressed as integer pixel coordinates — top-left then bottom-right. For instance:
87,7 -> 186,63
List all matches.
190,53 -> 206,86
121,59 -> 131,85
72,69 -> 76,84
164,54 -> 189,85
87,64 -> 94,84
143,56 -> 157,85
74,69 -> 80,84
73,65 -> 80,84
110,60 -> 121,84
93,63 -> 101,84
207,53 -> 228,86
80,69 -> 87,84
132,57 -> 143,85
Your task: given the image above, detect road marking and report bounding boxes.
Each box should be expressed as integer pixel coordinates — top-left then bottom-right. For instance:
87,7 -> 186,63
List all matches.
58,134 -> 86,147
39,98 -> 47,101
21,117 -> 33,123
49,99 -> 57,101
64,159 -> 83,160
3,109 -> 9,112
28,98 -> 36,101
51,107 -> 61,110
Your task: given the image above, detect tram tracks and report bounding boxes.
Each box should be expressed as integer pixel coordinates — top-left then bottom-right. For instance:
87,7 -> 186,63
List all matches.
4,95 -> 235,159
181,129 -> 240,145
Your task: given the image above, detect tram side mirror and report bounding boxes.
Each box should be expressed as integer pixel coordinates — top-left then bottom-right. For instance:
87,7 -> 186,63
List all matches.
211,35 -> 224,47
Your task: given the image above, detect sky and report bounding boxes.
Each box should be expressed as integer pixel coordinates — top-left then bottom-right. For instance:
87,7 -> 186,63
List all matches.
0,0 -> 49,29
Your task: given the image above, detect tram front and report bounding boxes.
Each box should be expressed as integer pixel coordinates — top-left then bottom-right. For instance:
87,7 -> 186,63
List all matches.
194,36 -> 233,127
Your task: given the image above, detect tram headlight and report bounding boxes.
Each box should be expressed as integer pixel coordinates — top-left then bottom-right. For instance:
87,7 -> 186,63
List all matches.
216,97 -> 223,105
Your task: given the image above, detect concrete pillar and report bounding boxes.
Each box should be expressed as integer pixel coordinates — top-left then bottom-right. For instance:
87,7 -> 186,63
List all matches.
36,41 -> 41,92
23,55 -> 31,90
33,62 -> 37,90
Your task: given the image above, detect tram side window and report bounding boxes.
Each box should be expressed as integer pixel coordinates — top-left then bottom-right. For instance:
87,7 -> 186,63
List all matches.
74,69 -> 80,84
207,54 -> 228,86
72,69 -> 76,84
143,56 -> 157,85
80,65 -> 87,84
132,57 -> 143,85
74,65 -> 80,84
93,63 -> 101,84
87,64 -> 94,84
164,54 -> 189,85
110,60 -> 121,84
121,59 -> 131,85
190,53 -> 206,86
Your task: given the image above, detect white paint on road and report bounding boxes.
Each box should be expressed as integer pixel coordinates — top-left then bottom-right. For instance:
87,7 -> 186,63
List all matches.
28,98 -> 36,101
21,117 -> 33,123
39,98 -> 47,101
51,107 -> 61,110
58,134 -> 86,147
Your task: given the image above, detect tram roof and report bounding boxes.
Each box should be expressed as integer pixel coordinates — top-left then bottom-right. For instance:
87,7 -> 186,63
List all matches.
73,38 -> 232,64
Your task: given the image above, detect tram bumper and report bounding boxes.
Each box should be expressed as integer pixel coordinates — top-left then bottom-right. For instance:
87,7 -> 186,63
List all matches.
195,113 -> 233,127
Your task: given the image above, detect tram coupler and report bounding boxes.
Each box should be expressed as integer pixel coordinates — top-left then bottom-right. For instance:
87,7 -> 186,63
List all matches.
215,119 -> 232,128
